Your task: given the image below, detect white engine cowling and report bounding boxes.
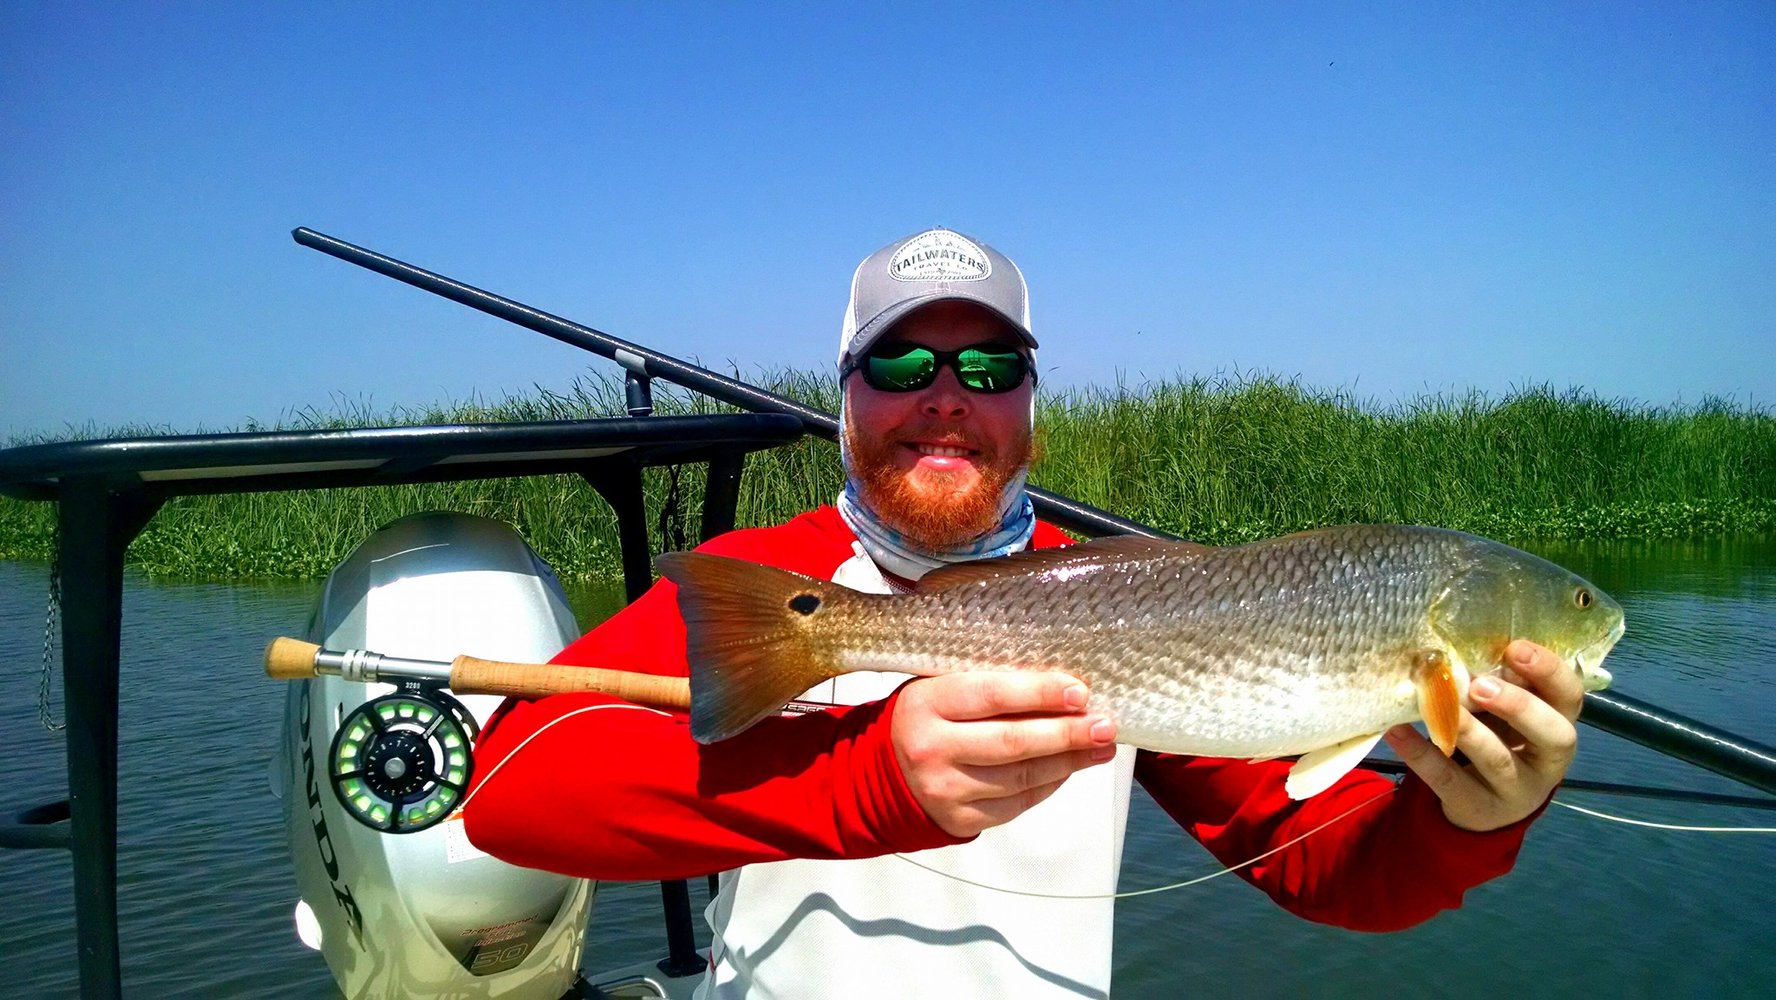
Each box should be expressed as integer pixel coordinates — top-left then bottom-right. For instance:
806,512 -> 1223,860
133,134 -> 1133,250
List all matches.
278,512 -> 594,998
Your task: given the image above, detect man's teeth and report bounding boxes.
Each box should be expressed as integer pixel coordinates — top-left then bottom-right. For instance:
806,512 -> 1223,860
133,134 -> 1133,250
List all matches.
916,444 -> 971,457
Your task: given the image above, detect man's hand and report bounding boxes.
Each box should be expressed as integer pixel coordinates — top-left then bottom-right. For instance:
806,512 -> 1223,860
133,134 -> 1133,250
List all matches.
1384,640 -> 1584,831
891,672 -> 1118,838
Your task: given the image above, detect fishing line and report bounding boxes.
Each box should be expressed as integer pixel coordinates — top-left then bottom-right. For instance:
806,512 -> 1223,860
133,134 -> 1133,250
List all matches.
893,783 -> 1399,900
460,701 -> 1400,898
458,703 -> 671,813
460,705 -> 1775,877
1549,798 -> 1776,833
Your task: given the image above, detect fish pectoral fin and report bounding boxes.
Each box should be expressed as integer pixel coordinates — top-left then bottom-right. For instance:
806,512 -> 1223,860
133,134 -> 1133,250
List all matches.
1285,732 -> 1384,800
1412,648 -> 1461,756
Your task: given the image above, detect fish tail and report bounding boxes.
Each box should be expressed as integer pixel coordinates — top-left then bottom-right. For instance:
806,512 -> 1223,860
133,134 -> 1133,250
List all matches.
655,551 -> 851,743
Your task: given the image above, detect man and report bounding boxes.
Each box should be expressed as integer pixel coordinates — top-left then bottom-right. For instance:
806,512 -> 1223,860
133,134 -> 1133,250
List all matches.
464,228 -> 1585,998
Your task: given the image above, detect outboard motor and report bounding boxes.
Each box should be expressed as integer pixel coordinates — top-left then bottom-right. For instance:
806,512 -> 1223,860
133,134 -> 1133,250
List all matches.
277,512 -> 593,997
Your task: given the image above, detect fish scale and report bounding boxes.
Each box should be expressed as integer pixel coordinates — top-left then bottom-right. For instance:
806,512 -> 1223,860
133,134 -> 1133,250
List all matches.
659,524 -> 1624,796
820,527 -> 1456,756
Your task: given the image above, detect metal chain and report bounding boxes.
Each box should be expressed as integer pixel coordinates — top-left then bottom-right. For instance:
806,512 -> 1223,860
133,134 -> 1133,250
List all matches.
657,464 -> 688,553
38,533 -> 65,732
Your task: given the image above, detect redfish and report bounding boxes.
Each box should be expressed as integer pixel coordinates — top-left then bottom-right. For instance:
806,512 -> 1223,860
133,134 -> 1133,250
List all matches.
657,525 -> 1624,798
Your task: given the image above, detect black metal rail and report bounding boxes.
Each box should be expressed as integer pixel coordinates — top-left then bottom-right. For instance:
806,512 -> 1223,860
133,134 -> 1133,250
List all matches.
294,226 -> 1776,800
0,417 -> 805,999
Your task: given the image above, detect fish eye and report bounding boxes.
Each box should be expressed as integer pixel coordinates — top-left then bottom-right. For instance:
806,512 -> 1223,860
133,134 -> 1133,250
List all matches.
1574,587 -> 1592,610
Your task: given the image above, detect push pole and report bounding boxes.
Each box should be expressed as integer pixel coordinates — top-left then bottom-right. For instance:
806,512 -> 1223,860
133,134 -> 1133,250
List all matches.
291,228 -> 1156,541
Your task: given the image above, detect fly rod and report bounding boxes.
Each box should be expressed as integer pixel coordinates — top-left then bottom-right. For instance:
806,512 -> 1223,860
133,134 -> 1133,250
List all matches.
265,635 -> 689,835
266,636 -> 1774,812
290,227 -> 1776,798
264,636 -> 689,707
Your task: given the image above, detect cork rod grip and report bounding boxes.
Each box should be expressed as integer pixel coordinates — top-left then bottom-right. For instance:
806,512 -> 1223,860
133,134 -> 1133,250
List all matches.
265,637 -> 323,680
449,656 -> 691,710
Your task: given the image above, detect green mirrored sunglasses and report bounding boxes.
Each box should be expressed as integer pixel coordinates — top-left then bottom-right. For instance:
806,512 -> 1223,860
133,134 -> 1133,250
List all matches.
844,342 -> 1032,394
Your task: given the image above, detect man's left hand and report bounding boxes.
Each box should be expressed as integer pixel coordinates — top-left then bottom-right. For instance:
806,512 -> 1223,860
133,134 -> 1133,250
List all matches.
1383,640 -> 1584,832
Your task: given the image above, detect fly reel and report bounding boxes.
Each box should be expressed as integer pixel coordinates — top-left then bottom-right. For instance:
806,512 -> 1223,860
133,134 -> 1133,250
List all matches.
329,685 -> 478,834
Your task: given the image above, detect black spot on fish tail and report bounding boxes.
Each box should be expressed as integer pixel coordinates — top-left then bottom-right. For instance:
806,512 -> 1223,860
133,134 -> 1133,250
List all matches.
654,551 -> 848,742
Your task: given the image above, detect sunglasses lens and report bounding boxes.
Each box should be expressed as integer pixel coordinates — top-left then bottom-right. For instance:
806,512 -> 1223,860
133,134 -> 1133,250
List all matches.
864,347 -> 938,391
857,343 -> 1029,393
955,349 -> 1026,392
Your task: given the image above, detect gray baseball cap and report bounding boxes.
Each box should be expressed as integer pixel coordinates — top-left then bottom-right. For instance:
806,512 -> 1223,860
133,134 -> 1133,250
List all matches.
838,227 -> 1037,365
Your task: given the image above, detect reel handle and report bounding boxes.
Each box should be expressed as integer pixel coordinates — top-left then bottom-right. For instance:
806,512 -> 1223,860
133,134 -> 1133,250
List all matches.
449,657 -> 690,709
260,635 -> 691,710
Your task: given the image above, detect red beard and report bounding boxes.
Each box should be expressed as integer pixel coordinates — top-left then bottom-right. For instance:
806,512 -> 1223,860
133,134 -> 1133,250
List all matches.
844,421 -> 1031,549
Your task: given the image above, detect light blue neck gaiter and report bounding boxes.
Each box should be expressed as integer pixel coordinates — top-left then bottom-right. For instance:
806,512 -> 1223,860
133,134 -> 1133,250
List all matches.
835,395 -> 1036,582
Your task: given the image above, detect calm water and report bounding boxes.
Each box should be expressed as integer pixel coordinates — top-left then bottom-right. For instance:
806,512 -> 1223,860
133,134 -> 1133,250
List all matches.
1,537 -> 1772,998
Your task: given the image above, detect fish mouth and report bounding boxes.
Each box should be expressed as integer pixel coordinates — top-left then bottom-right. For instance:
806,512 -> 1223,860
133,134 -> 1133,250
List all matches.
1572,617 -> 1626,692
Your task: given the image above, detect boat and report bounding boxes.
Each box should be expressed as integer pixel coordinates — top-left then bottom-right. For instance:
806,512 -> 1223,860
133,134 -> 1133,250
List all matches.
3,229 -> 1772,998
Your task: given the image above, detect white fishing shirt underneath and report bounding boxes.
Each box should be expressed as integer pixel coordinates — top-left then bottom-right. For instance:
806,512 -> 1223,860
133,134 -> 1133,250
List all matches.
696,542 -> 1138,1000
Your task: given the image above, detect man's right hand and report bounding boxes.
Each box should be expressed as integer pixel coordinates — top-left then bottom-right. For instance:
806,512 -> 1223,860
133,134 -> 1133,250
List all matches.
890,672 -> 1118,838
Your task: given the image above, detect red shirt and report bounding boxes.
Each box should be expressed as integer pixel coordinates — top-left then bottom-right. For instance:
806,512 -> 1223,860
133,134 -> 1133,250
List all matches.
464,505 -> 1533,932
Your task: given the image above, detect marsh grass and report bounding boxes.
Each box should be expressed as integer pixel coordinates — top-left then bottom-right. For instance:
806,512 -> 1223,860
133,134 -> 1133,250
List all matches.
1,371 -> 1769,581
1035,376 -> 1774,544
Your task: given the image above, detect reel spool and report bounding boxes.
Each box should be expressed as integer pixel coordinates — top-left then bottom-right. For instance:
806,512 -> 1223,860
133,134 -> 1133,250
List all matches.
328,686 -> 478,834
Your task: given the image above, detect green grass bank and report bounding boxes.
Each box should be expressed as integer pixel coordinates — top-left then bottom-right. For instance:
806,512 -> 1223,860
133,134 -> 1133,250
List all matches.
2,372 -> 1770,582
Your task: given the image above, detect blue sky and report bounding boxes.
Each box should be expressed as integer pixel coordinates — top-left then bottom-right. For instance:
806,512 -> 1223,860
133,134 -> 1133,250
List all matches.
3,4 -> 1770,438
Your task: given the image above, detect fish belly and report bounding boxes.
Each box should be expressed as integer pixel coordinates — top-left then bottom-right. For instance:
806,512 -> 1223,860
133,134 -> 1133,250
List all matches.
1099,662 -> 1420,759
834,638 -> 1426,760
